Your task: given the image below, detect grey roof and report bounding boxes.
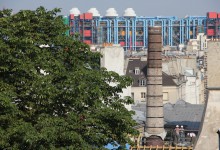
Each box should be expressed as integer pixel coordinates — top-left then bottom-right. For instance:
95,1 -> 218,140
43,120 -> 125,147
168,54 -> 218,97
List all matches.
126,58 -> 178,87
126,58 -> 147,87
132,100 -> 204,131
162,72 -> 178,86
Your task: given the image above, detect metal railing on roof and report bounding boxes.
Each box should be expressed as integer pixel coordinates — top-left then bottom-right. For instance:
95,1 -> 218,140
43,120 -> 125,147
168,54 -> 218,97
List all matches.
130,145 -> 193,150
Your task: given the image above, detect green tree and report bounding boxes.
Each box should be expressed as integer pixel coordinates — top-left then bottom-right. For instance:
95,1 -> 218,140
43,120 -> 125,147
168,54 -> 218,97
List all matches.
0,7 -> 138,149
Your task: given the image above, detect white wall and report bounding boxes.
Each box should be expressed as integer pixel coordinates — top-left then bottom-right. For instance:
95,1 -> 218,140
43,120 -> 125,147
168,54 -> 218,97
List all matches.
100,46 -> 124,75
184,76 -> 200,104
188,33 -> 208,51
100,46 -> 132,110
196,33 -> 208,50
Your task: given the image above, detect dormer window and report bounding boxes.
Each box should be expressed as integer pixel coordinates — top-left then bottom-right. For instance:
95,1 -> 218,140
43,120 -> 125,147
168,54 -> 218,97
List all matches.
139,79 -> 146,86
135,67 -> 140,75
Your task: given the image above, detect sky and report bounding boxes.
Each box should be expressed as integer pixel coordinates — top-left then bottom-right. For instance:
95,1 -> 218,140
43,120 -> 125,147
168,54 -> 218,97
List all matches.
1,0 -> 220,18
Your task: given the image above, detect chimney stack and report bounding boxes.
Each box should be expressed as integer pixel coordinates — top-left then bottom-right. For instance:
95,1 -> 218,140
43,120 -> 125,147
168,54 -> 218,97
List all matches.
145,26 -> 164,146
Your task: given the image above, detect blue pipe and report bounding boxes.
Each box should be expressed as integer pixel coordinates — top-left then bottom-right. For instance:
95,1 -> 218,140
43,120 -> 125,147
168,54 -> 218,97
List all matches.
162,20 -> 166,46
171,20 -> 173,46
143,20 -> 147,48
168,20 -> 172,46
132,19 -> 136,51
69,15 -> 210,49
113,19 -> 118,44
179,20 -> 182,44
193,19 -> 195,39
99,19 -> 110,43
108,20 -> 112,43
145,20 -> 148,48
125,20 -> 129,52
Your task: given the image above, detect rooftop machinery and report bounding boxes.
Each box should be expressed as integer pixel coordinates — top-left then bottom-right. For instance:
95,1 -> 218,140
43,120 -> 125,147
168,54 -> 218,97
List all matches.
64,8 -> 220,51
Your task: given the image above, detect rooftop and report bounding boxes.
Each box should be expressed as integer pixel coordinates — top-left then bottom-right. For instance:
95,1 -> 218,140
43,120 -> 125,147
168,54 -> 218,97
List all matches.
126,58 -> 178,87
132,100 -> 204,131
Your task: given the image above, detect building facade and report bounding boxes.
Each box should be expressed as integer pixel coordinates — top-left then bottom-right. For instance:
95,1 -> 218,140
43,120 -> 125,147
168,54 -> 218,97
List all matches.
126,57 -> 185,104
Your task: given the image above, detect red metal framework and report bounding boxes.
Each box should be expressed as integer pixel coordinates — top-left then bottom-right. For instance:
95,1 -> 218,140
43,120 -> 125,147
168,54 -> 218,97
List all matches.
207,12 -> 217,19
206,12 -> 220,39
79,13 -> 93,44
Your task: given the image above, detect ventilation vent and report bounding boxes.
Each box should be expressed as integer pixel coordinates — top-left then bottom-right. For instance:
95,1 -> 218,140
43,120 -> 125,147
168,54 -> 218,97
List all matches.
69,8 -> 80,16
105,8 -> 118,17
123,8 -> 136,17
88,8 -> 100,17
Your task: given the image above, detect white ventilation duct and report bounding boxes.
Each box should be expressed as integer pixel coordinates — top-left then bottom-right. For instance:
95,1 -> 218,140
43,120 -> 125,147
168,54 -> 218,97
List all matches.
123,8 -> 136,17
105,8 -> 118,17
69,8 -> 80,16
87,8 -> 100,17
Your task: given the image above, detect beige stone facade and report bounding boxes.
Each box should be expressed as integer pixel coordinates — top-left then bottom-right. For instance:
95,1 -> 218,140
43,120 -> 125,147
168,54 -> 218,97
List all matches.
131,86 -> 183,104
195,41 -> 220,149
206,41 -> 220,88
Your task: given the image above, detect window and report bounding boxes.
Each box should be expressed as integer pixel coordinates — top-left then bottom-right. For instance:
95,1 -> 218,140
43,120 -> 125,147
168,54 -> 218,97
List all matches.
139,79 -> 146,86
141,92 -> 146,98
163,92 -> 169,101
131,92 -> 134,99
199,60 -> 203,65
135,67 -> 140,75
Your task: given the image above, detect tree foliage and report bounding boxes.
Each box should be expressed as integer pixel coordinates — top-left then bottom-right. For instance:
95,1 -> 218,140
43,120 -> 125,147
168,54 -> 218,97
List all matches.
0,7 -> 138,149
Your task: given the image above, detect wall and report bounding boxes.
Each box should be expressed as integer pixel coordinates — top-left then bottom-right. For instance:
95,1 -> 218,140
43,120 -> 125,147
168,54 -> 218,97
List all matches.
185,76 -> 200,104
162,57 -> 197,76
131,87 -> 147,103
100,45 -> 131,110
196,33 -> 208,50
206,41 -> 220,88
198,70 -> 205,104
187,33 -> 208,52
194,90 -> 220,150
131,86 -> 180,104
195,41 -> 220,149
100,46 -> 124,75
162,86 -> 179,104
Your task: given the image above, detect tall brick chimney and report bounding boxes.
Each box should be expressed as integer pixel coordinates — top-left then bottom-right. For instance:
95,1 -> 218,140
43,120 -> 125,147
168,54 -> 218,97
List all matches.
145,26 -> 165,146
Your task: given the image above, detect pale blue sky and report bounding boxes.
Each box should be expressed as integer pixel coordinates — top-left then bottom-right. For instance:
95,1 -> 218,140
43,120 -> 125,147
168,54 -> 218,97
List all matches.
1,0 -> 219,18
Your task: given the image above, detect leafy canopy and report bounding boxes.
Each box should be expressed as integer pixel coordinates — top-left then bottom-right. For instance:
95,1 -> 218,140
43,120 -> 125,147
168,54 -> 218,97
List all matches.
0,7 -> 138,150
